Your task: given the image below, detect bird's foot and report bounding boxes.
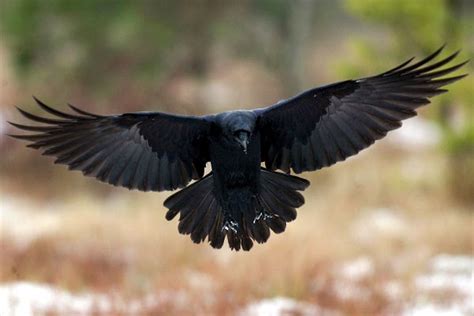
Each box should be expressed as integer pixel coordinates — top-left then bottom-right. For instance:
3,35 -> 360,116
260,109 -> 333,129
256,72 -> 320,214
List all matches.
253,211 -> 273,223
222,218 -> 239,233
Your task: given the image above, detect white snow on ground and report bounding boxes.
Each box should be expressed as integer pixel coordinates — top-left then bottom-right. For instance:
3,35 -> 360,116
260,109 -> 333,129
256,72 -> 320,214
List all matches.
338,256 -> 374,281
382,280 -> 404,301
0,282 -> 110,316
387,117 -> 441,150
329,254 -> 473,315
351,208 -> 411,246
0,196 -> 61,246
1,255 -> 471,315
240,297 -> 337,316
329,256 -> 374,302
404,305 -> 468,316
430,255 -> 473,274
0,282 -> 187,316
404,254 -> 474,316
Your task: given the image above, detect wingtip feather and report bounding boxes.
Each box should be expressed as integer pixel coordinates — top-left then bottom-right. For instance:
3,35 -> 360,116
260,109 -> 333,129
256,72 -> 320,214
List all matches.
68,103 -> 104,118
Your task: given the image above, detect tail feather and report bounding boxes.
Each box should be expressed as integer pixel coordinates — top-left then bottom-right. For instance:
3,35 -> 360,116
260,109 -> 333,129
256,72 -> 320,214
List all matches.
182,188 -> 214,235
164,173 -> 213,221
246,215 -> 270,243
163,169 -> 309,251
262,175 -> 305,207
265,216 -> 287,234
261,170 -> 309,191
190,199 -> 218,243
259,188 -> 297,221
258,169 -> 308,222
209,212 -> 225,248
190,194 -> 216,242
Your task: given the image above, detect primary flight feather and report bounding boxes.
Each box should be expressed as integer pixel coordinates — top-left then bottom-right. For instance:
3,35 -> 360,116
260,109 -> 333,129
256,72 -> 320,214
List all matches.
9,47 -> 468,251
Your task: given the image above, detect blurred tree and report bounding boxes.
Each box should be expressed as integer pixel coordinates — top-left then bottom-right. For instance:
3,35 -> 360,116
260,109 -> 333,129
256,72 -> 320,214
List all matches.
343,0 -> 474,204
0,0 -> 339,183
4,0 -> 471,200
251,0 -> 316,92
0,0 -> 228,110
0,0 -> 344,103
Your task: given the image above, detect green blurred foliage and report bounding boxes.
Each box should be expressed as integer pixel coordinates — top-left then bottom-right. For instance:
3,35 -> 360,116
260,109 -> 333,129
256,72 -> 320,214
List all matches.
0,0 -> 237,102
0,0 -> 471,152
343,0 -> 474,204
0,0 -> 345,103
343,0 -> 473,153
0,0 -> 472,202
346,0 -> 449,50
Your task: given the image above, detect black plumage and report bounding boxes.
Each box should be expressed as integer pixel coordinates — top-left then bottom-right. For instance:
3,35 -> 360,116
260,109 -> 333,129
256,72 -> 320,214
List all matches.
9,47 -> 468,251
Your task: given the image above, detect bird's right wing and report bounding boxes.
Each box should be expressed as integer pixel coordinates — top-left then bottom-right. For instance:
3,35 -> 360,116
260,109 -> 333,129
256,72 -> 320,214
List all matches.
9,98 -> 212,191
255,47 -> 468,174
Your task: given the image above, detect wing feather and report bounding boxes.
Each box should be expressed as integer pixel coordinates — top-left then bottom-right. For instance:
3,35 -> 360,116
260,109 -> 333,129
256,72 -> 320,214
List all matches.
10,98 -> 212,191
256,47 -> 467,173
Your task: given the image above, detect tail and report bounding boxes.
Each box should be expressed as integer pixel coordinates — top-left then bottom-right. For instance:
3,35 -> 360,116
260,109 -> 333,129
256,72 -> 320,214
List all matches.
164,169 -> 309,251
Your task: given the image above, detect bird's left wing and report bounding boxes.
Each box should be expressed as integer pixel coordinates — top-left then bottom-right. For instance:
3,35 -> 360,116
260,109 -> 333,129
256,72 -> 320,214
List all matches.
9,98 -> 212,191
255,47 -> 468,174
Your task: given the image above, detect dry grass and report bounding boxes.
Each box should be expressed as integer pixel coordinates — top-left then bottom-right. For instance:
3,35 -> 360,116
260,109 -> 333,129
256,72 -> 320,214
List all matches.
1,143 -> 472,315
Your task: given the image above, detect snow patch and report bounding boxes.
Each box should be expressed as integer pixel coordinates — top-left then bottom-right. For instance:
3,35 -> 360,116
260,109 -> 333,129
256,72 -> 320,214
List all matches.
240,297 -> 336,316
430,255 -> 473,274
387,117 -> 441,150
405,305 -> 468,316
0,282 -> 186,316
415,254 -> 473,294
330,280 -> 371,302
0,282 -> 109,316
330,257 -> 374,302
338,256 -> 374,281
383,281 -> 404,301
0,196 -> 60,246
404,254 -> 473,316
351,208 -> 410,246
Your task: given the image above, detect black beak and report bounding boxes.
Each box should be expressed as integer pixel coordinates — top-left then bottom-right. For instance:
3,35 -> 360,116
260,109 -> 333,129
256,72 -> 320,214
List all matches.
236,131 -> 249,154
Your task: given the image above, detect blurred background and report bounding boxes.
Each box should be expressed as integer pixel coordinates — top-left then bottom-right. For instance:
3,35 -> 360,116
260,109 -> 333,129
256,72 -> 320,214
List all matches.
0,0 -> 472,315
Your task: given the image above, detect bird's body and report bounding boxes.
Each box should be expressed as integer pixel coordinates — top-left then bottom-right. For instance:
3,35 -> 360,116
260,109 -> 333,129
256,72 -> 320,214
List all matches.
210,124 -> 260,216
164,110 -> 307,250
210,116 -> 261,230
9,47 -> 468,250
210,111 -> 261,189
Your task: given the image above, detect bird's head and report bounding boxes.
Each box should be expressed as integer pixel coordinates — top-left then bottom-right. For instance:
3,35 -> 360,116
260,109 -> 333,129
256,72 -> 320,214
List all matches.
216,111 -> 257,154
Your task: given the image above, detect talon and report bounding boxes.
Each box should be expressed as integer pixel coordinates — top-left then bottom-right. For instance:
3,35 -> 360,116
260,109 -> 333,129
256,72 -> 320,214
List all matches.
222,219 -> 239,233
254,211 -> 273,223
263,213 -> 273,220
253,212 -> 263,224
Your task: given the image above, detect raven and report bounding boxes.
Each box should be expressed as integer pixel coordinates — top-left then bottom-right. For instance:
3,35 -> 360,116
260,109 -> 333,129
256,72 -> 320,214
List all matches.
9,47 -> 468,251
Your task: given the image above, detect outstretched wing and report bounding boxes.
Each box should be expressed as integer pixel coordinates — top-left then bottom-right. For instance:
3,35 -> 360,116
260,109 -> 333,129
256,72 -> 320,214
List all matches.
9,98 -> 212,191
256,47 -> 468,173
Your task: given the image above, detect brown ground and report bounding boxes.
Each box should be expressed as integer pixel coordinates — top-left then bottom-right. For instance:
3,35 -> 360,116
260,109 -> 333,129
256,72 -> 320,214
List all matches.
1,141 -> 472,315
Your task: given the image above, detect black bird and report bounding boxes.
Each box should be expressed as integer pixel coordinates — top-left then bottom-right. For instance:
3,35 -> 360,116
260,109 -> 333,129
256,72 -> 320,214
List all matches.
9,47 -> 468,251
